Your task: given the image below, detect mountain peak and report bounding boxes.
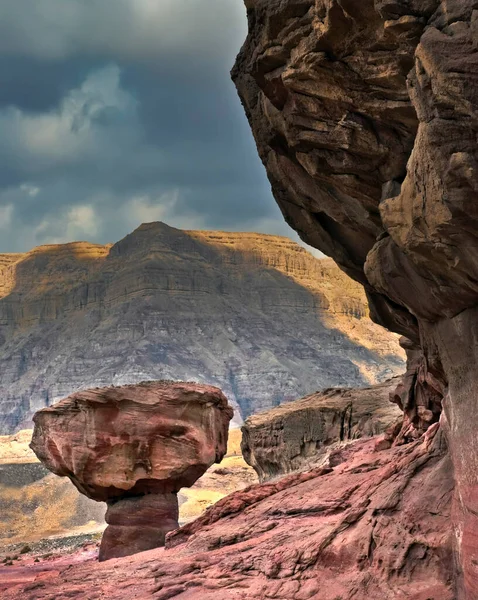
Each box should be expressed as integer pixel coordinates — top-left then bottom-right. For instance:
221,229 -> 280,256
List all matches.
0,223 -> 404,435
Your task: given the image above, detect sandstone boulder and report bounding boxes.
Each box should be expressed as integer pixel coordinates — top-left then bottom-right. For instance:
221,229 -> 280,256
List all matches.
30,381 -> 233,560
242,378 -> 402,481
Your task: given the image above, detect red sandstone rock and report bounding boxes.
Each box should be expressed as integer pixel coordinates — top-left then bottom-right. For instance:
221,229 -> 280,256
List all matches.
374,437 -> 392,452
29,381 -> 233,560
241,378 -> 402,481
30,381 -> 232,500
232,1 -> 478,595
100,493 -> 179,561
2,429 -> 455,599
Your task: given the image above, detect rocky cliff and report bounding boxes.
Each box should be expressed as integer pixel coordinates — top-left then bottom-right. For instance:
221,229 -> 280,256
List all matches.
242,377 -> 402,481
3,1 -> 477,595
232,1 -> 478,596
0,222 -> 404,434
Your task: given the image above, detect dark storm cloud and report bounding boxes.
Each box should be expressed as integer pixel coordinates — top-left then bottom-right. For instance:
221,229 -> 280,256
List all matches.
0,0 -> 296,253
0,56 -> 99,113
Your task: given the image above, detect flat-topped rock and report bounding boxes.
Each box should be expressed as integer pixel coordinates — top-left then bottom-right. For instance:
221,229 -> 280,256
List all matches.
30,381 -> 232,501
242,378 -> 402,481
30,381 -> 233,560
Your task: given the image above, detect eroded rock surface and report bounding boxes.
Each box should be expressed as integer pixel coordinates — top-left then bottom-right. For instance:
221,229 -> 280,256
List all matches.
233,1 -> 478,595
2,428 -> 454,599
30,381 -> 233,560
0,428 -> 256,548
242,378 -> 402,481
101,494 -> 179,561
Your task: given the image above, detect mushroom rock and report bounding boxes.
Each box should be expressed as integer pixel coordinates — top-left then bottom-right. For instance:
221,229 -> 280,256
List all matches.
29,381 -> 233,561
232,0 -> 478,596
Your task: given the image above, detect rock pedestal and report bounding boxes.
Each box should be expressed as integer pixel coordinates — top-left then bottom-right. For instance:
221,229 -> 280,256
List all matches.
30,381 -> 233,561
100,493 -> 179,561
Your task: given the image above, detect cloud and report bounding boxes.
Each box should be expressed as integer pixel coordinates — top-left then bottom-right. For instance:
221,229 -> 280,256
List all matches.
0,0 -> 247,64
0,1 -> 296,254
0,64 -> 138,170
121,192 -> 179,230
34,205 -> 99,245
20,184 -> 40,197
0,204 -> 13,230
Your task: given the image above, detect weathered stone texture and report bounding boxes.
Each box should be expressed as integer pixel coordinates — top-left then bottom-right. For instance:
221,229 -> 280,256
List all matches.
30,381 -> 233,560
232,1 -> 478,596
241,377 -> 401,481
100,494 -> 179,561
30,381 -> 232,501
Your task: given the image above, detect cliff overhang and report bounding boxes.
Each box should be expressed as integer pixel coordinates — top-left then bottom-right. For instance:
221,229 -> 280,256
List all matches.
232,1 -> 478,596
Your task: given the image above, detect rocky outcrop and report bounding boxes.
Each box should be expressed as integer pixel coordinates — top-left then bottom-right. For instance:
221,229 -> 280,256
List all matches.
2,427 -> 455,599
232,1 -> 478,596
242,378 -> 402,481
0,222 -> 405,434
30,381 -> 233,560
0,428 -> 256,548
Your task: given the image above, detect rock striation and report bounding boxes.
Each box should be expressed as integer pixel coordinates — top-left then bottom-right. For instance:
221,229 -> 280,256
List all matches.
30,381 -> 233,560
0,222 -> 405,434
242,378 -> 402,481
2,427 -> 455,599
232,1 -> 478,596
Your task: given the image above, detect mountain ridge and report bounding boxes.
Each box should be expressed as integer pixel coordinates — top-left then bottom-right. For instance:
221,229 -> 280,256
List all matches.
0,222 -> 404,434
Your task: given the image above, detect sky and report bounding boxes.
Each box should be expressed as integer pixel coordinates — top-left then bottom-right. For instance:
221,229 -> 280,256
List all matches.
0,0 -> 301,253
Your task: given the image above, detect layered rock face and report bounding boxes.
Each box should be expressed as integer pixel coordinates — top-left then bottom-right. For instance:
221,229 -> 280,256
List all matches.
242,378 -> 401,481
233,1 -> 478,596
30,381 -> 233,560
0,222 -> 405,434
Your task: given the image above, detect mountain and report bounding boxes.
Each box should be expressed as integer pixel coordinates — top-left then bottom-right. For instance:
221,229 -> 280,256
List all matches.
0,222 -> 404,433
